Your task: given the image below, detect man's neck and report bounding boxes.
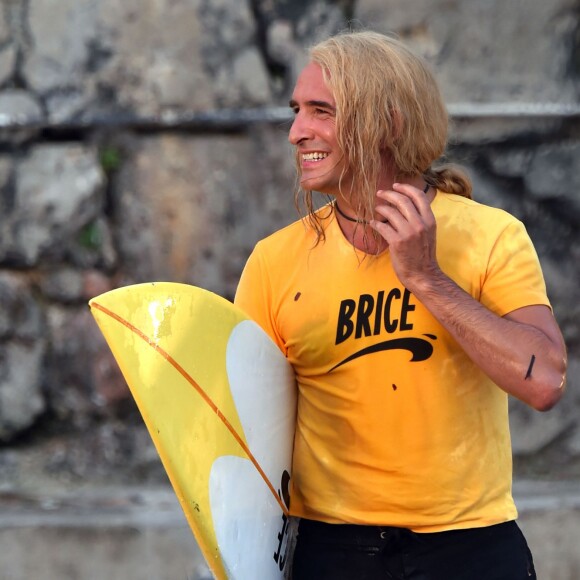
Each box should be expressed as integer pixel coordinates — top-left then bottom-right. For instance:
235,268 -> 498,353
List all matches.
333,176 -> 436,254
333,208 -> 388,254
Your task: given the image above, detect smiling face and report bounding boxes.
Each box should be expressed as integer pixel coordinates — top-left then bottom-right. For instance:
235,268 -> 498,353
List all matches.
288,62 -> 352,198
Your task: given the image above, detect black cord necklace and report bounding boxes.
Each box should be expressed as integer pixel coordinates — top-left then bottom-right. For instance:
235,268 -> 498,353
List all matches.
335,183 -> 431,224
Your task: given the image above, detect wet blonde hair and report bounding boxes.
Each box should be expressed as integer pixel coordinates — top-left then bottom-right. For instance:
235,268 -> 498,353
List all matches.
296,30 -> 472,239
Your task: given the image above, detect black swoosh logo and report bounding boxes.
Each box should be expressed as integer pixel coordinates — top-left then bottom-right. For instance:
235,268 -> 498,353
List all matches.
329,335 -> 436,372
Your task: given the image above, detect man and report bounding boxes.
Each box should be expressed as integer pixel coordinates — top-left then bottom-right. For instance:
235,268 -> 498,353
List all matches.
235,30 -> 567,579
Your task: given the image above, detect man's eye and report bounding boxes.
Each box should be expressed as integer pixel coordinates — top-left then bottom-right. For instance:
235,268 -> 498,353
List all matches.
291,107 -> 299,115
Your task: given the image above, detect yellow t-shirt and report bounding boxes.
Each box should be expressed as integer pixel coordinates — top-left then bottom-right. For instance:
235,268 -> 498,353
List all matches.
234,192 -> 550,532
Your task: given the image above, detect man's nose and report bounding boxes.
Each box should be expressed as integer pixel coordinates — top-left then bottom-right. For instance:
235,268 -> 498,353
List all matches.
288,112 -> 312,145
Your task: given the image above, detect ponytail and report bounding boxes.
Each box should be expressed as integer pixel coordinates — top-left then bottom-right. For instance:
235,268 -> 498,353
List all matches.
424,164 -> 473,199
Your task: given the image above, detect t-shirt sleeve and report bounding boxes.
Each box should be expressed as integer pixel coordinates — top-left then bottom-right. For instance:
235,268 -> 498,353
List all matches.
234,243 -> 287,354
480,218 -> 551,316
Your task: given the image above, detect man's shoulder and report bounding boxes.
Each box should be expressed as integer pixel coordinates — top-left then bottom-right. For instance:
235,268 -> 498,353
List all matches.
436,192 -> 521,229
256,216 -> 308,250
255,206 -> 331,254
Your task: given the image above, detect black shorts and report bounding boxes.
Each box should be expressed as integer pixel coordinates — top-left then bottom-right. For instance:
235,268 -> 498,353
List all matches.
292,518 -> 536,580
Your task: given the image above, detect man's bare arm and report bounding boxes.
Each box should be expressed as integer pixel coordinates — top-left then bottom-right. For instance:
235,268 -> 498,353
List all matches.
406,273 -> 566,411
371,182 -> 567,410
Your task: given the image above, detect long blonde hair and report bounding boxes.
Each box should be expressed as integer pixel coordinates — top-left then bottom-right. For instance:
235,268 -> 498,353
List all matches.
295,30 -> 472,239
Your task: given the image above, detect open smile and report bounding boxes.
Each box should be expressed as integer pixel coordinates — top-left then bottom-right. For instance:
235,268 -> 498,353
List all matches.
302,152 -> 329,162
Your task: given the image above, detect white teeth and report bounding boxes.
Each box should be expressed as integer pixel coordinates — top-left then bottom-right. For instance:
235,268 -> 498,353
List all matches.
303,152 -> 328,161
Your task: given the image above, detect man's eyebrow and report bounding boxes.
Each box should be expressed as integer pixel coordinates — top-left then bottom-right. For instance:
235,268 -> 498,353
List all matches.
288,99 -> 336,112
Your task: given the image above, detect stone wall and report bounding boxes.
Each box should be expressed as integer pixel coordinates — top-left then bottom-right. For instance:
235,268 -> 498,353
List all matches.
0,0 -> 579,492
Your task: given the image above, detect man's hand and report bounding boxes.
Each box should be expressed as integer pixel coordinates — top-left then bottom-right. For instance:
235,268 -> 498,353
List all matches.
369,182 -> 438,290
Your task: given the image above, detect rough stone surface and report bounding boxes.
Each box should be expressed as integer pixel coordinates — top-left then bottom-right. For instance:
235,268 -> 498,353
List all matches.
526,142 -> 580,204
355,0 -> 580,103
0,90 -> 44,144
116,127 -> 297,298
0,144 -> 106,267
0,4 -> 8,44
23,0 -> 273,120
43,306 -> 130,428
38,267 -> 85,304
0,273 -> 46,441
0,90 -> 43,125
0,341 -> 45,439
0,156 -> 13,203
0,273 -> 43,343
449,116 -> 565,145
0,45 -> 16,86
38,267 -> 115,304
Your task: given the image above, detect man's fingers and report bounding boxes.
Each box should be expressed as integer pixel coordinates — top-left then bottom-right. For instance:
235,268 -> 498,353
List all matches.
374,204 -> 404,229
376,184 -> 435,227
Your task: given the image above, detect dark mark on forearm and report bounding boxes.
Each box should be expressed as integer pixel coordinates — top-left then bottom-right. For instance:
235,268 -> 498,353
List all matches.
525,354 -> 536,380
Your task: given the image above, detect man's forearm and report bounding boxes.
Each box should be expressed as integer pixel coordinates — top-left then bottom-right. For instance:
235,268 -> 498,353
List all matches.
406,268 -> 567,411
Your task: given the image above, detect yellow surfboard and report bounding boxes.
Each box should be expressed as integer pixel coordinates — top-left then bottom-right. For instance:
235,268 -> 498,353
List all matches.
89,283 -> 297,579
